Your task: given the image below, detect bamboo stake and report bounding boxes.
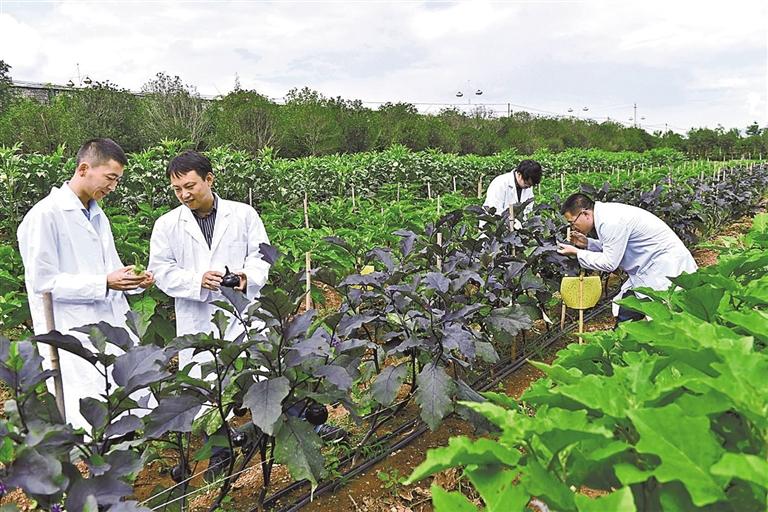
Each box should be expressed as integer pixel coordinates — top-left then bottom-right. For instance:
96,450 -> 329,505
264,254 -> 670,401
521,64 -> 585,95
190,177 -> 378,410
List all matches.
452,176 -> 457,193
508,204 -> 516,257
303,191 -> 310,230
351,184 -> 357,209
248,188 -> 253,207
436,232 -> 443,271
427,181 -> 432,200
560,172 -> 565,193
477,176 -> 483,198
560,303 -> 566,330
43,292 -> 66,419
305,252 -> 312,311
578,275 -> 585,344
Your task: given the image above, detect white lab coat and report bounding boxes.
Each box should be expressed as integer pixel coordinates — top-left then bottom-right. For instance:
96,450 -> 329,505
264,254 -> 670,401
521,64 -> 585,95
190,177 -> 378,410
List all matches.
483,171 -> 535,222
576,202 -> 698,314
148,196 -> 270,373
17,184 -> 134,429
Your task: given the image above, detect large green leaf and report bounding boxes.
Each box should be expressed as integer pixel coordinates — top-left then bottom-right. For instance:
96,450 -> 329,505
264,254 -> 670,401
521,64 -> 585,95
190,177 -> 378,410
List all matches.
430,484 -> 478,512
274,416 -> 325,490
710,453 -> 768,488
465,466 -> 528,512
628,404 -> 726,506
406,436 -> 520,484
574,486 -> 636,511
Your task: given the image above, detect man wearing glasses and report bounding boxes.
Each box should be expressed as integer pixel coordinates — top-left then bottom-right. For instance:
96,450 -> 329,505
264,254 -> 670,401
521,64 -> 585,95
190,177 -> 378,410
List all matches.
556,193 -> 697,323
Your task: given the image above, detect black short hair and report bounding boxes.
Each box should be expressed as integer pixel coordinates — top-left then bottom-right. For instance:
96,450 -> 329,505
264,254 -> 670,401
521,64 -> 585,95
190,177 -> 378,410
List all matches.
167,151 -> 213,180
516,159 -> 543,185
560,193 -> 595,215
76,138 -> 127,167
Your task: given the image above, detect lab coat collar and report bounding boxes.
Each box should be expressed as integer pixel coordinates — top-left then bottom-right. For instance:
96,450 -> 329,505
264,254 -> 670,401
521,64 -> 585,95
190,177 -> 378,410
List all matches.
210,195 -> 232,253
56,183 -> 104,236
592,202 -> 604,236
179,194 -> 231,251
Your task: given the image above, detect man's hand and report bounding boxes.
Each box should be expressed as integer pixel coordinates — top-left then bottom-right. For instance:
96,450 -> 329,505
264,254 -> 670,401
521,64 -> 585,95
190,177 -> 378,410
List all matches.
234,272 -> 247,292
557,243 -> 579,257
570,231 -> 588,249
202,270 -> 223,291
108,266 -> 147,291
138,270 -> 155,289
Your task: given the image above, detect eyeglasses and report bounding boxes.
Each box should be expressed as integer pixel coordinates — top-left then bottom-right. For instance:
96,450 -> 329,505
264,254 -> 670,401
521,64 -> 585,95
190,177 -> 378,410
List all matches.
567,209 -> 587,227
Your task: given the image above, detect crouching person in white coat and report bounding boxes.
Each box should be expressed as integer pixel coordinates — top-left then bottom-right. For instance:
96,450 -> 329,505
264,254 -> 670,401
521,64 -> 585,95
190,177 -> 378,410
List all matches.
148,150 -> 271,369
17,138 -> 155,430
556,193 -> 697,324
483,159 -> 542,228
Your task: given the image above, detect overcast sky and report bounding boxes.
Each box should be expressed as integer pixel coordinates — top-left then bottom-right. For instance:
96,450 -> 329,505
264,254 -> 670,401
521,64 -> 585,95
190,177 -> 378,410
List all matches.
1,0 -> 766,133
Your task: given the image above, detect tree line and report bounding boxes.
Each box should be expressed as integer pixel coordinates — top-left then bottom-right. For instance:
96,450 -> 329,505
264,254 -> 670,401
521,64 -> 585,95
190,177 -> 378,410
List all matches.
1,61 -> 766,159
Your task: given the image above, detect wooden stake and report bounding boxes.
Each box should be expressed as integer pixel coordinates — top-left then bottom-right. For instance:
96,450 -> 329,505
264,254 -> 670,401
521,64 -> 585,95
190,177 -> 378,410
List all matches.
303,191 -> 310,230
578,274 -> 585,344
508,204 -> 516,257
43,292 -> 66,419
452,176 -> 457,193
249,188 -> 253,207
477,176 -> 483,198
436,232 -> 443,271
436,195 -> 441,217
351,184 -> 356,209
427,181 -> 432,200
305,252 -> 312,311
560,172 -> 565,193
560,303 -> 566,330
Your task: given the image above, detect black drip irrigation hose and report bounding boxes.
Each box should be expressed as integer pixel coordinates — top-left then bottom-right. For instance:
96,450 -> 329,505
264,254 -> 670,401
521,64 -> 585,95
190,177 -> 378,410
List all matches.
261,298 -> 615,512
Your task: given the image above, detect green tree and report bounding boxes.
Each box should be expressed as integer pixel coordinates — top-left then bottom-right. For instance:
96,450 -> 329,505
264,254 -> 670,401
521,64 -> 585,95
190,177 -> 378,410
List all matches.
0,60 -> 13,114
140,73 -> 210,147
207,89 -> 278,153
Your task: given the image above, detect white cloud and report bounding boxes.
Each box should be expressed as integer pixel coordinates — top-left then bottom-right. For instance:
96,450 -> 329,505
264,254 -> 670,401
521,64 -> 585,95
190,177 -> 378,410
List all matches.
0,0 -> 765,131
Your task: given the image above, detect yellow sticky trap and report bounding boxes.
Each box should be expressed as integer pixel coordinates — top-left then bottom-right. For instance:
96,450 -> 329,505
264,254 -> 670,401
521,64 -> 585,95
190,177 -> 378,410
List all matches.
351,265 -> 376,290
560,275 -> 601,310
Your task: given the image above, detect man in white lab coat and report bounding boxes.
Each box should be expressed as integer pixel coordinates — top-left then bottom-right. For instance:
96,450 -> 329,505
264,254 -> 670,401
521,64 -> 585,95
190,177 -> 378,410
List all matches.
483,159 -> 543,223
148,150 -> 271,348
149,150 -> 271,481
556,193 -> 697,323
17,138 -> 155,429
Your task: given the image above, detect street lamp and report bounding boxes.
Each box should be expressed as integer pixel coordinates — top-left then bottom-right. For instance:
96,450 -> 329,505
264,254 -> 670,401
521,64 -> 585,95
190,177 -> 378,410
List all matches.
456,81 -> 483,105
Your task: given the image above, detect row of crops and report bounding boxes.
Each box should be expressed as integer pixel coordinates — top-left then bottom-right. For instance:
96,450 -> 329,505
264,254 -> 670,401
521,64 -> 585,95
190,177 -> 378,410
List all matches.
0,145 -> 766,511
410,213 -> 768,512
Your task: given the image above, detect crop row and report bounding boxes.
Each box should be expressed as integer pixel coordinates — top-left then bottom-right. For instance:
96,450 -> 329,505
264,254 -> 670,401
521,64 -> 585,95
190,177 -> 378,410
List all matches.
411,212 -> 768,511
0,162 -> 765,510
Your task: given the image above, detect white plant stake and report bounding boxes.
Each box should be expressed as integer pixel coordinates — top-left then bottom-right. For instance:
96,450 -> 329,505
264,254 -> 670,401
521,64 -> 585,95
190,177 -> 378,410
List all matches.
509,204 -> 516,257
305,252 -> 312,311
560,172 -> 565,193
452,175 -> 457,193
43,292 -> 66,419
427,181 -> 432,200
351,184 -> 356,209
477,176 -> 483,198
436,232 -> 443,271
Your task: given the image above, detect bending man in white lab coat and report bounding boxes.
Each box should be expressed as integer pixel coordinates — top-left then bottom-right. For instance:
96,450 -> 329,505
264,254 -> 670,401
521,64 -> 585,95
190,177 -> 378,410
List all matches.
556,193 -> 697,323
483,159 -> 543,225
17,138 -> 155,429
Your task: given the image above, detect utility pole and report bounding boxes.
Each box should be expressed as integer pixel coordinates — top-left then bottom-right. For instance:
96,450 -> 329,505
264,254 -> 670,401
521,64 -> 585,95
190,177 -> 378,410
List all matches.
633,103 -> 637,128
